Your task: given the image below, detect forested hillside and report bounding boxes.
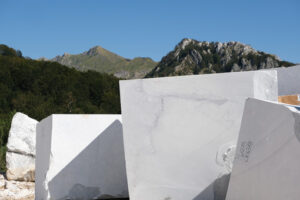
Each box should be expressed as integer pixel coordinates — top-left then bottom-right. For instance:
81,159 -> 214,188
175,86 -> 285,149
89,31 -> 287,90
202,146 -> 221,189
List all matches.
0,45 -> 121,170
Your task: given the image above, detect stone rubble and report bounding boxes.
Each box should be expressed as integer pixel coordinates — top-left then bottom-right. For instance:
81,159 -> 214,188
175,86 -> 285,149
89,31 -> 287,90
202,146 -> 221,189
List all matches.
0,174 -> 35,200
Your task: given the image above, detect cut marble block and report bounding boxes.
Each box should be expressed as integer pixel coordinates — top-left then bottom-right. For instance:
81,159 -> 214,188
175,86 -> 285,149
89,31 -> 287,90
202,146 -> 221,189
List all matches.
119,71 -> 278,200
35,115 -> 128,200
276,65 -> 300,96
226,98 -> 300,200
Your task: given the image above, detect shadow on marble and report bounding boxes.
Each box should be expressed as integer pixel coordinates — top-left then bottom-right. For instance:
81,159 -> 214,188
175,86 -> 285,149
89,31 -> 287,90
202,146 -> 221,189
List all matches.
48,120 -> 129,200
193,174 -> 231,200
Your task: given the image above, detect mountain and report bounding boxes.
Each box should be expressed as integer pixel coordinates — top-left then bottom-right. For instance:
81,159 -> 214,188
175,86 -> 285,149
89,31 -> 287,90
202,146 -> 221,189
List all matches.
146,39 -> 294,78
0,44 -> 121,170
51,46 -> 157,79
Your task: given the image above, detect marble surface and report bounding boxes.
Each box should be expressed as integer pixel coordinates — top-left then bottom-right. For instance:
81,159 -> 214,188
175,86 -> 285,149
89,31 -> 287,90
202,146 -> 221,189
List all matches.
6,112 -> 38,182
6,152 -> 35,182
120,71 -> 278,200
226,98 -> 300,200
276,65 -> 300,96
35,115 -> 128,200
7,112 -> 38,156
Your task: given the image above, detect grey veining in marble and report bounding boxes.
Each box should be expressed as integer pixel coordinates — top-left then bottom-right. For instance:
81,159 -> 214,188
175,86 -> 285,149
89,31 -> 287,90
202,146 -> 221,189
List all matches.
120,71 -> 278,200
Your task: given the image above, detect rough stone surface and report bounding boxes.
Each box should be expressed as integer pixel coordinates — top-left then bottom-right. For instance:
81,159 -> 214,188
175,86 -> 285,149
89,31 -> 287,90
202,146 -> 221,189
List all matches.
0,174 -> 34,200
146,38 -> 293,78
6,152 -> 35,182
120,70 -> 278,200
6,112 -> 38,182
0,174 -> 5,189
7,112 -> 38,156
35,115 -> 128,200
226,98 -> 300,200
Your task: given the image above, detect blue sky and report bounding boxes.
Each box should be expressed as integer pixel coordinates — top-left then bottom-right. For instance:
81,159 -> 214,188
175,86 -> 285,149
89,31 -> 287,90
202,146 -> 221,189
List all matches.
1,0 -> 299,63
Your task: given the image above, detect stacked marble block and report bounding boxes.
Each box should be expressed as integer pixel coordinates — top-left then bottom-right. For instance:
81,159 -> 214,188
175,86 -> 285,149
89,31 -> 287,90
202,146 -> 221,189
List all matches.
226,98 -> 300,200
119,70 -> 278,200
35,115 -> 128,200
33,65 -> 300,200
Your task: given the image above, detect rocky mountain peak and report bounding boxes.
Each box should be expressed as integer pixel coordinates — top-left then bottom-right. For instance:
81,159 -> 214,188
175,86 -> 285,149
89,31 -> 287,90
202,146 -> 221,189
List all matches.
63,52 -> 71,57
174,39 -> 259,60
84,45 -> 108,56
146,38 -> 294,78
177,38 -> 193,50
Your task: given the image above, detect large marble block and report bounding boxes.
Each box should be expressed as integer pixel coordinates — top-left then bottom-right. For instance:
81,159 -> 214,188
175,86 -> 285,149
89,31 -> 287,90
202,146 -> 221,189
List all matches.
119,71 -> 278,200
35,115 -> 128,200
276,65 -> 300,96
226,98 -> 300,200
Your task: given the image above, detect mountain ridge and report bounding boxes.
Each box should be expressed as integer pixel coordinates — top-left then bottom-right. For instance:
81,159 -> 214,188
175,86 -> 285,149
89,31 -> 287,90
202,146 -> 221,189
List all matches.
146,38 -> 294,78
51,45 -> 157,79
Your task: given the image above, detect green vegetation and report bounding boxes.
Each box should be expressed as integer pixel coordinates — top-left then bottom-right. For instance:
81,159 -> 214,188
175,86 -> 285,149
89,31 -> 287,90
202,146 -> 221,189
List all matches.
0,44 -> 121,171
52,46 -> 157,79
0,112 -> 15,170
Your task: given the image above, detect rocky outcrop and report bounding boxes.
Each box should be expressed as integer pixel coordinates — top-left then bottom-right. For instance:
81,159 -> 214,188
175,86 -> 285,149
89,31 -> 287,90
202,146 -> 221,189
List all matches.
146,38 -> 294,78
6,112 -> 38,182
0,174 -> 34,200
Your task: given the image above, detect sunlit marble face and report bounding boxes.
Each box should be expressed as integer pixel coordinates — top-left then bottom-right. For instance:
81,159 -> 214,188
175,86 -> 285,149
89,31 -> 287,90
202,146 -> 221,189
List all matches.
35,115 -> 128,200
120,70 -> 278,200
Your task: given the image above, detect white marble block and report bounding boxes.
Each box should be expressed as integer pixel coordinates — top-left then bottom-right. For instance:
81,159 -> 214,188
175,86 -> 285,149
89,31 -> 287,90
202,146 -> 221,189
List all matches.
7,112 -> 37,156
226,98 -> 300,200
35,115 -> 128,200
119,71 -> 278,200
276,65 -> 300,96
6,112 -> 38,181
6,152 -> 35,182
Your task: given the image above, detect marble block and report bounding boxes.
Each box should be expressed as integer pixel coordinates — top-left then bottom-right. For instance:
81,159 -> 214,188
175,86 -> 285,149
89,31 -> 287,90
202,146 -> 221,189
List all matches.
35,115 -> 128,200
276,65 -> 300,96
6,152 -> 35,182
6,112 -> 38,181
119,71 -> 278,200
7,112 -> 38,156
226,98 -> 300,200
